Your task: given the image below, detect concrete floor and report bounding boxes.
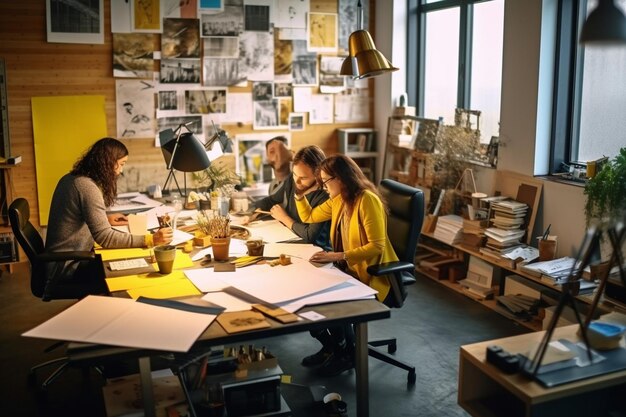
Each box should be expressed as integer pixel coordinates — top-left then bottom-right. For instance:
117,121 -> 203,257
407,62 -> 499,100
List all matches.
0,263 -> 527,417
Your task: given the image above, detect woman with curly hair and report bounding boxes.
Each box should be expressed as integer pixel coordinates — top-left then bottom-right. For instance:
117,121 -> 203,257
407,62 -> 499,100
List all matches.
295,154 -> 398,376
45,138 -> 172,297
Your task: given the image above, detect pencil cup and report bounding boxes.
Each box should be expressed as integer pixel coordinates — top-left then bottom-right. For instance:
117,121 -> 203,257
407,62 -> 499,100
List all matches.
538,236 -> 557,261
246,237 -> 264,256
154,245 -> 176,274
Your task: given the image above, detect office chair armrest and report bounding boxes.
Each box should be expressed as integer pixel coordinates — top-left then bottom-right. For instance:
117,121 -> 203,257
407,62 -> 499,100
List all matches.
367,261 -> 415,277
38,251 -> 97,262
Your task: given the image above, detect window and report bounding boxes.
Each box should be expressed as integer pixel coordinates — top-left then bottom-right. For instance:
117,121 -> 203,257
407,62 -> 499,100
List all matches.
407,0 -> 504,144
551,0 -> 626,173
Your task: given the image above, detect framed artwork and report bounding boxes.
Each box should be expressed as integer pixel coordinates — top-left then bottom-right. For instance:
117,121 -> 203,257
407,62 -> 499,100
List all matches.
46,0 -> 104,44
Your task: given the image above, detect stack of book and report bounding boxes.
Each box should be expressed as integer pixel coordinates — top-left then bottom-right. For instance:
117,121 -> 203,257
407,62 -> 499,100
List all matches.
433,214 -> 464,245
483,227 -> 526,253
491,200 -> 528,230
460,218 -> 488,251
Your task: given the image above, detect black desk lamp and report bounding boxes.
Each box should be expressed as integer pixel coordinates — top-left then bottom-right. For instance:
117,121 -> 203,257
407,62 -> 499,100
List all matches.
160,123 -> 210,197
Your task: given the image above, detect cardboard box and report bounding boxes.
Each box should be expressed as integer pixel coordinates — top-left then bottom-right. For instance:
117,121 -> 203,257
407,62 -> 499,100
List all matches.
102,373 -> 186,417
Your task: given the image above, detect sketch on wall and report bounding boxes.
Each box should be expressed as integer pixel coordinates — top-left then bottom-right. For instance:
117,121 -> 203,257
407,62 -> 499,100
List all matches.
239,31 -> 274,81
273,82 -> 292,98
157,116 -> 203,137
252,82 -> 273,101
319,56 -> 345,93
200,5 -> 243,37
116,79 -> 156,138
274,34 -> 293,78
338,0 -> 368,52
276,0 -> 308,29
46,0 -> 104,44
112,33 -> 155,78
307,13 -> 337,53
161,59 -> 201,83
253,100 -> 282,130
159,91 -> 179,111
202,58 -> 241,86
162,18 -> 201,58
185,89 -> 227,114
203,36 -> 239,57
132,0 -> 162,33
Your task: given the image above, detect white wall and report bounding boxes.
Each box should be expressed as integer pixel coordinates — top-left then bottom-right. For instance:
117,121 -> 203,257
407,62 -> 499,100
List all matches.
374,0 -> 407,180
376,0 -> 588,257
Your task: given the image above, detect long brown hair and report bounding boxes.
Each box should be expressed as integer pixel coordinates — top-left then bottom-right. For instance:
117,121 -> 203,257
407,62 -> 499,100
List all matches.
318,154 -> 385,215
71,138 -> 128,207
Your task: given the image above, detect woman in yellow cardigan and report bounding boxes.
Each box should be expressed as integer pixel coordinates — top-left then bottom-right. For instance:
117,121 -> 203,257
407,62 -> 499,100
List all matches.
295,154 -> 398,376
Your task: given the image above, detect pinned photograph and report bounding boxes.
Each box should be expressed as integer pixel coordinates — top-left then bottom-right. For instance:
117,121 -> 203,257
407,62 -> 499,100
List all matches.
202,58 -> 242,86
200,5 -> 243,37
162,18 -> 200,59
289,113 -> 305,131
185,89 -> 227,114
112,33 -> 155,78
203,36 -> 239,58
46,0 -> 104,44
160,59 -> 201,83
307,12 -> 338,53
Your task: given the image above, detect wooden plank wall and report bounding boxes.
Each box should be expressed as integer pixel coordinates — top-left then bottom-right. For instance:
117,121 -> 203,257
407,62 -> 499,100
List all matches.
0,0 -> 375,230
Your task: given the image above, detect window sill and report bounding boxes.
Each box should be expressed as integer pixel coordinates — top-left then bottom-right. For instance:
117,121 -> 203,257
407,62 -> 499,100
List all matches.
537,174 -> 586,188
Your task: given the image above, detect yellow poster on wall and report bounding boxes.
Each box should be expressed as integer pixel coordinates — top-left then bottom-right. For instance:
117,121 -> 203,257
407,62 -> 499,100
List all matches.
31,95 -> 108,226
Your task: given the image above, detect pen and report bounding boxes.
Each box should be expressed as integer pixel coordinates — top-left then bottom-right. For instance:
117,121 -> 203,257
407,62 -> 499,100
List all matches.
542,224 -> 551,240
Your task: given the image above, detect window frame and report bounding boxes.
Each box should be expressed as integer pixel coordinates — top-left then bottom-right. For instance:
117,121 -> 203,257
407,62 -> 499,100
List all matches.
550,0 -> 585,174
406,0 -> 495,116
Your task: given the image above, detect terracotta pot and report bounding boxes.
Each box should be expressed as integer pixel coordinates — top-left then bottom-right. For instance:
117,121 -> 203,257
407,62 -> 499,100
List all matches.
211,236 -> 231,262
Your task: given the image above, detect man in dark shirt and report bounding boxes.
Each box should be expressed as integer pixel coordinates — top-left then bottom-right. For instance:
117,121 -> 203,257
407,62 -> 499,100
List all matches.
253,145 -> 330,249
265,136 -> 293,195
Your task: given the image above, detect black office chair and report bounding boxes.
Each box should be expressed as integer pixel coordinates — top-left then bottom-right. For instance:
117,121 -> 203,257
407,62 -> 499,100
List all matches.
366,179 -> 424,386
8,197 -> 107,389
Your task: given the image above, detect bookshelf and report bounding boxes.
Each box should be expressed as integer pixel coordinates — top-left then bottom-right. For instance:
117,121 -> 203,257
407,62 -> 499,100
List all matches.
336,128 -> 378,183
416,231 -> 612,332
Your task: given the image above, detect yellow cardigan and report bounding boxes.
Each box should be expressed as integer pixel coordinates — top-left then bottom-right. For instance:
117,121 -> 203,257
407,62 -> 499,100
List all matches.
295,189 -> 398,301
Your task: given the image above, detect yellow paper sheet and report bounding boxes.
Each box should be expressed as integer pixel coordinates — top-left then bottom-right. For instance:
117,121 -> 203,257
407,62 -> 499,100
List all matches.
31,95 -> 108,226
97,247 -> 152,261
168,252 -> 194,269
127,278 -> 201,299
106,270 -> 187,292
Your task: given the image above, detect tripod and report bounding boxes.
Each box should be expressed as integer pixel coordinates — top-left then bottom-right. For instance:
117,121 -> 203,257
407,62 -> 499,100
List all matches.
524,221 -> 626,378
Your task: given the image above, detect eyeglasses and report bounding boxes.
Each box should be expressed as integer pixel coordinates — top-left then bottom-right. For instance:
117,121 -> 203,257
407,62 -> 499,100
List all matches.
321,177 -> 335,187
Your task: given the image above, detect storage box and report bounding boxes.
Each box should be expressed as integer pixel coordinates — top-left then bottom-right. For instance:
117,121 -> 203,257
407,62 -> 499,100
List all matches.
102,373 -> 186,417
202,365 -> 283,417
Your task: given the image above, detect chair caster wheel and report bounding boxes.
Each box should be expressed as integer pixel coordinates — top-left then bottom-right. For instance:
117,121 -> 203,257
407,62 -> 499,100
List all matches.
388,342 -> 397,354
408,371 -> 416,386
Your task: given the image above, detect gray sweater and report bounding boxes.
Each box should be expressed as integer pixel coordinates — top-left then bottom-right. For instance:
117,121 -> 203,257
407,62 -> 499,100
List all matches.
45,174 -> 146,281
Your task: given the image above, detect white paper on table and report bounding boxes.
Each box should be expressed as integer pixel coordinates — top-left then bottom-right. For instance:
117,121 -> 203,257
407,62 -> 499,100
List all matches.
217,261 -> 348,304
201,292 -> 252,312
171,229 -> 194,246
277,276 -> 377,313
184,268 -> 229,292
240,220 -> 299,243
263,242 -> 321,260
22,296 -> 215,352
110,193 -> 163,213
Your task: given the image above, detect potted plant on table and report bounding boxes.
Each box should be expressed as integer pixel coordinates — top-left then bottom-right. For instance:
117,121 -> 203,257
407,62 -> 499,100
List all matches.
196,211 -> 231,261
